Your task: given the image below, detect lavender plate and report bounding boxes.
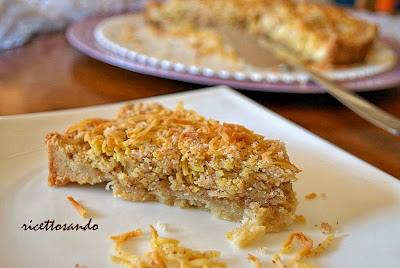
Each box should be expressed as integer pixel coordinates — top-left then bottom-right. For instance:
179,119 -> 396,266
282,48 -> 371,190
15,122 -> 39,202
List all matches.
66,12 -> 400,94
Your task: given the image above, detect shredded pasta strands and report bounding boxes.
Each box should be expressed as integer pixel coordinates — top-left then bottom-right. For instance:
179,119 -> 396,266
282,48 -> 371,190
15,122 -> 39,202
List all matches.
275,232 -> 335,267
292,260 -> 317,268
68,118 -> 108,132
308,234 -> 334,257
110,255 -> 136,266
109,225 -> 226,268
70,102 -> 299,199
78,103 -> 294,163
248,254 -> 261,268
281,232 -> 313,260
110,228 -> 143,264
67,196 -> 86,218
272,254 -> 287,268
110,229 -> 143,247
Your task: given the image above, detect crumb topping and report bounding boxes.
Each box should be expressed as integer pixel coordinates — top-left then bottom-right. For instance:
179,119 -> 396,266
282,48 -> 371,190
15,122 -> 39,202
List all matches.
66,102 -> 299,199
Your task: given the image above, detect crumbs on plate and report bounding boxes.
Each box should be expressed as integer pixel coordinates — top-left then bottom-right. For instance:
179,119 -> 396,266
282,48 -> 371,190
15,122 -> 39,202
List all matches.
294,215 -> 307,224
67,196 -> 87,218
304,193 -> 317,200
109,225 -> 225,267
321,222 -> 334,234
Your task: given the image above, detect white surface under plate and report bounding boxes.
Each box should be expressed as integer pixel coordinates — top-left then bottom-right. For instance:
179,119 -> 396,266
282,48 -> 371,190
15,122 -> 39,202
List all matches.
1,86 -> 399,267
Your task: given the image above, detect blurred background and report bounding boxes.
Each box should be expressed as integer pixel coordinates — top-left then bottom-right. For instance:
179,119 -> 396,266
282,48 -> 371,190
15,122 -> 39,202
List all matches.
0,0 -> 399,51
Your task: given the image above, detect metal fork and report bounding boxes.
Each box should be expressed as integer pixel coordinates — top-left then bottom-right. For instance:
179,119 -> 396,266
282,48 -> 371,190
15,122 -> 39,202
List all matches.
216,26 -> 400,135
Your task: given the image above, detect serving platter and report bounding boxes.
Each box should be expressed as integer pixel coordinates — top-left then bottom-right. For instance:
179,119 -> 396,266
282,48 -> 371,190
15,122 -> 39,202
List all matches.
66,12 -> 400,93
1,86 -> 399,267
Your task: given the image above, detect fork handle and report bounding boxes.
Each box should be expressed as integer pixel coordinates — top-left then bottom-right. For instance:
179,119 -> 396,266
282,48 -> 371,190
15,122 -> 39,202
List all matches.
258,35 -> 400,135
307,70 -> 400,135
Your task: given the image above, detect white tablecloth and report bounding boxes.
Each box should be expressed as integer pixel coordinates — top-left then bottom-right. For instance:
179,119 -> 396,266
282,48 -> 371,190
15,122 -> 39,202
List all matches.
0,0 -> 146,50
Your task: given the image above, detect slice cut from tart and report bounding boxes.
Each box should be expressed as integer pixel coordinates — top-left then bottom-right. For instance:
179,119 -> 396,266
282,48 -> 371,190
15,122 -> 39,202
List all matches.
45,102 -> 299,247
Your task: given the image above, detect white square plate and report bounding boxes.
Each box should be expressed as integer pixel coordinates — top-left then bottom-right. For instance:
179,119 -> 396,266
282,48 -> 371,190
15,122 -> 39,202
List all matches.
1,86 -> 399,267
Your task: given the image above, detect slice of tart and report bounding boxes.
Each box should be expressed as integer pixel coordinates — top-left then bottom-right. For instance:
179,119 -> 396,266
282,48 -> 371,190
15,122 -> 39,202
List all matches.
45,102 -> 299,247
145,0 -> 377,66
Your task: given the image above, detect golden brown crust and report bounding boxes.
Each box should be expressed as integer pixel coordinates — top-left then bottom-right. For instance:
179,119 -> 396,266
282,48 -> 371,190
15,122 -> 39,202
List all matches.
296,1 -> 378,65
332,31 -> 377,65
46,132 -> 63,186
45,130 -> 113,186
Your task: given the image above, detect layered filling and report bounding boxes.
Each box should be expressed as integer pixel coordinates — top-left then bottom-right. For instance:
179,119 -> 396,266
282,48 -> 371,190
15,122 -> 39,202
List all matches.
47,102 -> 299,246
